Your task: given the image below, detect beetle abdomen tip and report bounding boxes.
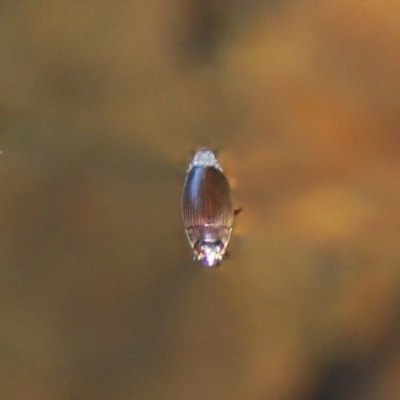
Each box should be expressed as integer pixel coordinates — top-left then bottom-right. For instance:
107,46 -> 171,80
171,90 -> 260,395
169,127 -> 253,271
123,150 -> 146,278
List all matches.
189,148 -> 222,171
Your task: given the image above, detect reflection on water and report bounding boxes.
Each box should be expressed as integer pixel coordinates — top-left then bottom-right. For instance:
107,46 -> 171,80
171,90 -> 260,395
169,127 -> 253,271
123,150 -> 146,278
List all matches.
1,1 -> 400,399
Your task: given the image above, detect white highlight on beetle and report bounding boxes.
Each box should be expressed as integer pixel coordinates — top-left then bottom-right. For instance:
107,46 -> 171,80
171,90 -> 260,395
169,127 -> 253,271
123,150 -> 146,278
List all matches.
188,148 -> 222,172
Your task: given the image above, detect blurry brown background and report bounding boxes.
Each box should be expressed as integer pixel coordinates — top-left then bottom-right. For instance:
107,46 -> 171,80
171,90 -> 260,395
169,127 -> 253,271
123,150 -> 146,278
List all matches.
1,1 -> 400,399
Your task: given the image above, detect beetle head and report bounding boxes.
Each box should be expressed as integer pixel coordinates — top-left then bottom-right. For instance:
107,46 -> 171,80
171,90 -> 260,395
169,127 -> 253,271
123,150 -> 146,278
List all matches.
194,240 -> 225,267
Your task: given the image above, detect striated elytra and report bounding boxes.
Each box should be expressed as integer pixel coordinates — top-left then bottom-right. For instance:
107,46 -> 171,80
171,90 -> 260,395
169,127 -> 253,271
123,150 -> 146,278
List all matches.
181,148 -> 236,267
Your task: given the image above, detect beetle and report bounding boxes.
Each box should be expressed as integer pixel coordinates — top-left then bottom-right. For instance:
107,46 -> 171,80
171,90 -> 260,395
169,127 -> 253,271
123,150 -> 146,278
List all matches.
181,148 -> 239,267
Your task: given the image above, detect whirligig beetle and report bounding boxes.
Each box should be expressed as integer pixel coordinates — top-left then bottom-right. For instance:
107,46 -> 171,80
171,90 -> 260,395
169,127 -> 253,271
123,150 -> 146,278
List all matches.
181,148 -> 239,267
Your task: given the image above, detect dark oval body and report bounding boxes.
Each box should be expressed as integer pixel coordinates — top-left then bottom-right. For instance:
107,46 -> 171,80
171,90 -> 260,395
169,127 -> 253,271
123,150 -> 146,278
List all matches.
181,166 -> 233,229
181,149 -> 234,267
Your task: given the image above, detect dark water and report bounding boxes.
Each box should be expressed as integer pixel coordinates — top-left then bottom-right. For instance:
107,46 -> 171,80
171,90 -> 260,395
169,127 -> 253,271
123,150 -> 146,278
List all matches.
1,1 -> 400,399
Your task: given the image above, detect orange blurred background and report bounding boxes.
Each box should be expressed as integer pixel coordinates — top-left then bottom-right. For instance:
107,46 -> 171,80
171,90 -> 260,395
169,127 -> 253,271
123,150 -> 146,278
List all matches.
1,1 -> 400,399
